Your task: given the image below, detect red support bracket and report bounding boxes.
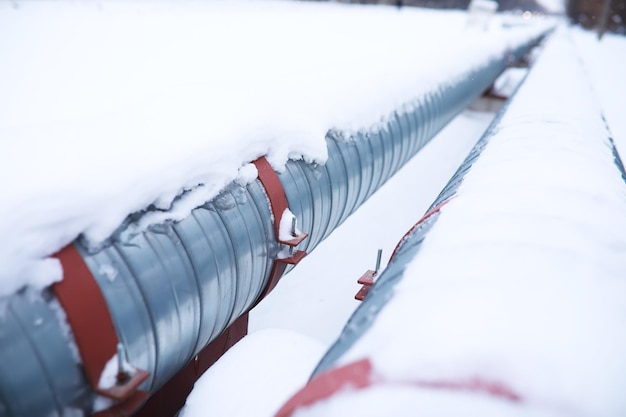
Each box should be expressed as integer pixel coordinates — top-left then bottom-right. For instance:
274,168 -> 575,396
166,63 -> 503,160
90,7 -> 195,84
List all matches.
252,157 -> 308,304
355,270 -> 376,301
98,369 -> 151,402
354,249 -> 382,301
53,245 -> 150,416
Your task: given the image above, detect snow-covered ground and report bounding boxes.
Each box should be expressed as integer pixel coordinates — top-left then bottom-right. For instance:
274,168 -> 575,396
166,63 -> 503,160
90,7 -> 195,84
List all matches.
1,0 -> 625,416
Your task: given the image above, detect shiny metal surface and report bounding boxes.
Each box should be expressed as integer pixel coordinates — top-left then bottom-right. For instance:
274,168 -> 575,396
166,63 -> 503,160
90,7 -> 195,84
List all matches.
0,290 -> 92,416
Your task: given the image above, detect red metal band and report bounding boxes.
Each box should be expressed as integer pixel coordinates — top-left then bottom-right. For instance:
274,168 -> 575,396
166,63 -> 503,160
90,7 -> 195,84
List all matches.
275,359 -> 372,417
255,249 -> 307,304
252,157 -> 308,304
253,157 -> 291,241
388,198 -> 453,263
53,245 -> 119,389
53,245 -> 149,415
275,358 -> 522,417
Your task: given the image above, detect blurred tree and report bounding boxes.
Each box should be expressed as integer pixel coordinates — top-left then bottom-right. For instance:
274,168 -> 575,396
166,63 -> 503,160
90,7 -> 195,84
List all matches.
324,0 -> 626,32
567,0 -> 626,33
327,0 -> 548,12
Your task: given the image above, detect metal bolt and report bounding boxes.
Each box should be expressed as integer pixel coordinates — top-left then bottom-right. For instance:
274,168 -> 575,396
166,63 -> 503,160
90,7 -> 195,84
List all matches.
375,249 -> 382,274
291,216 -> 297,237
116,343 -> 130,384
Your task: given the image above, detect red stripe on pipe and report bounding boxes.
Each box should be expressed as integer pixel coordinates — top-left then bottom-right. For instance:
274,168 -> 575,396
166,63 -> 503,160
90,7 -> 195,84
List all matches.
275,359 -> 373,417
275,358 -> 522,417
53,245 -> 119,390
417,378 -> 522,403
253,156 -> 291,240
388,198 -> 453,263
53,245 -> 149,416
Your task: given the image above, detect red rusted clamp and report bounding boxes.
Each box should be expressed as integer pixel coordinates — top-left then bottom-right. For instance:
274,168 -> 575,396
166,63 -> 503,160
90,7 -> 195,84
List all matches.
252,157 -> 308,304
53,245 -> 150,417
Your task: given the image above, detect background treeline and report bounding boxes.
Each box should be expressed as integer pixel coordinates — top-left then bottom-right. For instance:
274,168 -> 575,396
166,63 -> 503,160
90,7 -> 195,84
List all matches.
306,0 -> 626,34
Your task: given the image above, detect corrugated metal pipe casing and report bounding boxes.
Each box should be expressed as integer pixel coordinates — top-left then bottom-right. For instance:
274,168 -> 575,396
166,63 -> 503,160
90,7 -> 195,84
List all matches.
282,33 -> 540,256
0,32 -> 547,417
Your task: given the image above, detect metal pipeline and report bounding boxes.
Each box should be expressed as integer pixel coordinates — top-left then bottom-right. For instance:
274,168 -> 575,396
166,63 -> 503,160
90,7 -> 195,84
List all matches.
275,29 -> 626,417
0,30 -> 549,417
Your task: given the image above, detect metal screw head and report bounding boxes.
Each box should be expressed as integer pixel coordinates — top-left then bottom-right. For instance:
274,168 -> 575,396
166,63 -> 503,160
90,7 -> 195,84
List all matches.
291,217 -> 297,237
116,343 -> 130,385
375,249 -> 382,273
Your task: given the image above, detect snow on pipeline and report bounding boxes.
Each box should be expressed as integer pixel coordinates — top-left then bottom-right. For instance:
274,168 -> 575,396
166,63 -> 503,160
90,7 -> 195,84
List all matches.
0,0 -> 550,299
273,29 -> 626,417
